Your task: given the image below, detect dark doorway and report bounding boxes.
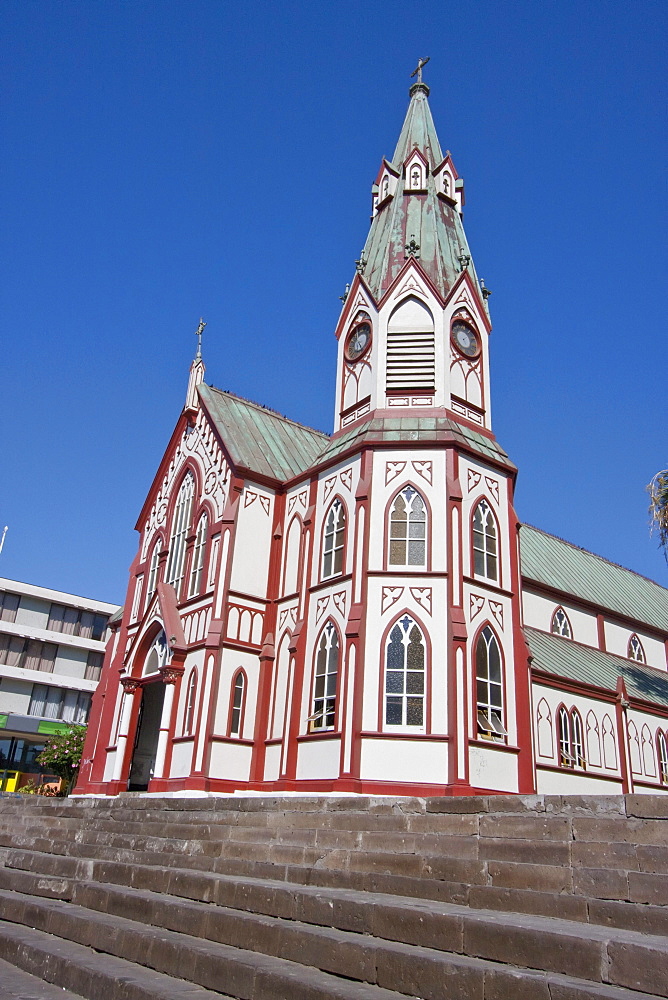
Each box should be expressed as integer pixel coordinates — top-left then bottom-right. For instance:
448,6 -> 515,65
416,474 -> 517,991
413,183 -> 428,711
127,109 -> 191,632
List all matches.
128,682 -> 165,791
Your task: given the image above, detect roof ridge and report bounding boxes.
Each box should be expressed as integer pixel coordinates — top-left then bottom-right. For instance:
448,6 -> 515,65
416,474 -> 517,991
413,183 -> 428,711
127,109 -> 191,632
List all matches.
203,385 -> 330,439
521,523 -> 667,592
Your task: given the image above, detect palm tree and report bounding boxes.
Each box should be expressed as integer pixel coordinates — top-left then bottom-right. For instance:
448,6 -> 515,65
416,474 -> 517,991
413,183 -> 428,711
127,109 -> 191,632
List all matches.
648,469 -> 668,557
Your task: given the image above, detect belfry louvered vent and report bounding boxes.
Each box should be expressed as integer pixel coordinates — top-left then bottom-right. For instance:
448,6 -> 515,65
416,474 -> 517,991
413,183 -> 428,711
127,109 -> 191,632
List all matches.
386,329 -> 435,391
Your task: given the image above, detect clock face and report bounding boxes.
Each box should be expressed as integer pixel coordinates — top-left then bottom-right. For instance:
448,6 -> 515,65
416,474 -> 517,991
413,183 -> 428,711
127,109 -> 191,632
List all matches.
346,321 -> 372,362
451,320 -> 480,358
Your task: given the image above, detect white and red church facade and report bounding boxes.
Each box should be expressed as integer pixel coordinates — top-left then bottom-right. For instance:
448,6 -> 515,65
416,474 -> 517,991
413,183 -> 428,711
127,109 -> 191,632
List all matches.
77,79 -> 668,799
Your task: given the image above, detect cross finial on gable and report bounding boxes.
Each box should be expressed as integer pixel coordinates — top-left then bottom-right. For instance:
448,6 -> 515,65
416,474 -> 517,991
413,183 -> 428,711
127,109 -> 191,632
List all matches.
410,57 -> 430,85
195,317 -> 206,359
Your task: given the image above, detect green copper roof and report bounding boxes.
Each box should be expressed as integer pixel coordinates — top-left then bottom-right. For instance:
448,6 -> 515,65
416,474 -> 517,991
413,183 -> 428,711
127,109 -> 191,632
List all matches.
361,84 -> 479,303
317,414 -> 513,469
520,525 -> 668,632
526,626 -> 668,709
199,385 -> 329,482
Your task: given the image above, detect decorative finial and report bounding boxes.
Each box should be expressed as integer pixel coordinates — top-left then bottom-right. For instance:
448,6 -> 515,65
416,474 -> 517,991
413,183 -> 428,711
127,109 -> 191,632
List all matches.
405,235 -> 421,259
194,317 -> 206,359
480,279 -> 492,300
355,253 -> 367,275
339,283 -> 350,303
457,248 -> 471,272
410,57 -> 430,86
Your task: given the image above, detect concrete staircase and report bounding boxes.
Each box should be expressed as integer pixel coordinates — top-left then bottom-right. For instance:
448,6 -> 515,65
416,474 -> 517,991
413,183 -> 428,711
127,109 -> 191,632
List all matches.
0,793 -> 664,999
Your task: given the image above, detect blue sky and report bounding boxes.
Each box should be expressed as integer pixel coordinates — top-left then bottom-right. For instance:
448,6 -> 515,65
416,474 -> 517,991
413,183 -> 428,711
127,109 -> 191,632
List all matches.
0,0 -> 666,605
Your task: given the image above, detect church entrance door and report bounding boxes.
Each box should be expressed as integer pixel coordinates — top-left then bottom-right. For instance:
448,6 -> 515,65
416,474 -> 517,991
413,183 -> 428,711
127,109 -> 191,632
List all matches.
127,682 -> 165,791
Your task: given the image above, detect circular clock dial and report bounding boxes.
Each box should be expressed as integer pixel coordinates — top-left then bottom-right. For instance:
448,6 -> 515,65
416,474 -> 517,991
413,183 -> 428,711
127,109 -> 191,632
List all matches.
451,320 -> 480,358
346,321 -> 371,362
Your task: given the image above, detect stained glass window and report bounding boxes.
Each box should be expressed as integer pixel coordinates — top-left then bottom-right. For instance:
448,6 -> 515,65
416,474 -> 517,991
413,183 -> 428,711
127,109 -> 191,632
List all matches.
571,710 -> 585,767
557,705 -> 586,768
384,616 -> 425,728
389,487 -> 426,567
310,622 -> 339,730
551,608 -> 572,638
322,500 -> 345,578
165,472 -> 195,596
658,731 -> 668,784
184,671 -> 197,736
472,499 -> 498,581
475,626 -> 506,740
628,634 -> 645,663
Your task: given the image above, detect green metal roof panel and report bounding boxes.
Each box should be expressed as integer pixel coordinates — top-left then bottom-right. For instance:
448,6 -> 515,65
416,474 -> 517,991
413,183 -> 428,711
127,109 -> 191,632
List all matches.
526,626 -> 668,709
520,525 -> 668,632
199,385 -> 329,482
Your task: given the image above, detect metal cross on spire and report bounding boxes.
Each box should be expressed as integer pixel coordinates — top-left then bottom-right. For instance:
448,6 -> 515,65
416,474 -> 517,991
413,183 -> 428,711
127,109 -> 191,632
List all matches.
194,317 -> 206,359
410,57 -> 430,85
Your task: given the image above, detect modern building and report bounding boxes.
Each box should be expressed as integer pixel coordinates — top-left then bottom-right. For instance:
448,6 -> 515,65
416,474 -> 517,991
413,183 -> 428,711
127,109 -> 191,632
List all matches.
0,577 -> 119,790
77,74 -> 668,798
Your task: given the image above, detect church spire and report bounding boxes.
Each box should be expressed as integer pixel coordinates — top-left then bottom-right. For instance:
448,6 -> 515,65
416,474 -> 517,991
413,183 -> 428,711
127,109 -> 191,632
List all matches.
359,70 -> 480,306
185,318 -> 206,411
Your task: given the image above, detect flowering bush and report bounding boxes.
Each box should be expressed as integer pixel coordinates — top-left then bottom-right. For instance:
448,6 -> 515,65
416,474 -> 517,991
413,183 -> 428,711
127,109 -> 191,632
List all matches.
36,725 -> 87,793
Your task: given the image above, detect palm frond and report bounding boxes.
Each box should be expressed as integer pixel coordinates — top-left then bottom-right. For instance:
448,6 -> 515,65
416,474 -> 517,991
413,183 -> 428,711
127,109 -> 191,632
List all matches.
647,469 -> 668,556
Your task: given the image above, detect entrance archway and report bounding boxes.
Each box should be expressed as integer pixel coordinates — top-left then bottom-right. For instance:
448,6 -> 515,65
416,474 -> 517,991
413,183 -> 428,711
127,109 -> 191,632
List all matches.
128,682 -> 165,791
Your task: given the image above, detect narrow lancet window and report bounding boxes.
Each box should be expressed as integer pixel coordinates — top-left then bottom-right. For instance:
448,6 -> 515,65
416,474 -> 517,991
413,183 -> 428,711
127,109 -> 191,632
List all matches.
628,634 -> 645,662
230,672 -> 246,738
165,472 -> 195,596
310,622 -> 339,731
385,616 -> 425,728
472,499 -> 498,581
389,486 -> 426,567
475,626 -> 506,740
322,499 -> 345,578
551,608 -> 572,638
188,512 -> 208,597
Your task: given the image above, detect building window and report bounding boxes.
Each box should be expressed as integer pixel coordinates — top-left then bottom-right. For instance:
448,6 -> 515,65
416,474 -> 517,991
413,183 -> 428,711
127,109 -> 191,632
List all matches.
0,591 -> 20,623
558,705 -> 586,768
28,685 -> 91,724
229,671 -> 246,738
165,471 -> 195,596
628,634 -> 645,662
385,615 -> 425,729
184,670 -> 197,736
47,605 -> 109,641
388,486 -> 427,567
0,635 -> 57,673
188,513 -> 208,597
146,543 -> 161,605
658,731 -> 668,784
472,500 -> 498,581
551,607 -> 572,638
475,625 -> 506,740
322,499 -> 345,578
309,622 -> 339,731
85,650 -> 104,681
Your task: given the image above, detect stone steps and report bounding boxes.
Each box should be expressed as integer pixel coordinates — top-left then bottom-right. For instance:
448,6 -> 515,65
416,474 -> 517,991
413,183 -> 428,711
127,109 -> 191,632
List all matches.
0,794 -> 665,998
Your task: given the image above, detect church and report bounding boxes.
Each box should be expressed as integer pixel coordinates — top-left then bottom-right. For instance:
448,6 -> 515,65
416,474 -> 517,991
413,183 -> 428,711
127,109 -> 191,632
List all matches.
77,72 -> 668,798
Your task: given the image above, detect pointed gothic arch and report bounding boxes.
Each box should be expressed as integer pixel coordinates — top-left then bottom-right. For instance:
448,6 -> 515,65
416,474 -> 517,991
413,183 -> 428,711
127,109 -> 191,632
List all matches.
282,514 -> 302,597
471,498 -> 499,583
381,612 -> 429,732
183,668 -> 198,736
228,669 -> 247,739
386,296 -> 435,394
308,620 -> 341,732
321,497 -> 347,580
627,634 -> 646,662
385,483 -> 429,569
657,730 -> 668,784
551,606 -> 573,638
187,509 -> 209,598
473,622 -> 507,741
144,532 -> 165,611
165,469 -> 197,599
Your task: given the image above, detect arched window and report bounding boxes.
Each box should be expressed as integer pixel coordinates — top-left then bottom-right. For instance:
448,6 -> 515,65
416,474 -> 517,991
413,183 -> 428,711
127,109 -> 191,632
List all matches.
143,629 -> 168,676
146,542 -> 161,607
658,731 -> 668,784
385,615 -> 425,728
229,671 -> 246,738
322,499 -> 345,578
309,622 -> 339,731
411,166 -> 421,188
551,607 -> 572,638
389,486 -> 426,567
165,472 -> 195,596
188,512 -> 208,598
443,174 -> 450,195
184,670 -> 197,736
382,175 -> 389,199
475,626 -> 506,740
558,705 -> 586,768
628,634 -> 645,662
472,500 -> 498,581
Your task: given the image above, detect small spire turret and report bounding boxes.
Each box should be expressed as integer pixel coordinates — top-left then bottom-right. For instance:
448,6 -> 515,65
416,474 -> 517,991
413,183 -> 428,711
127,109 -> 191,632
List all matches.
186,317 -> 207,411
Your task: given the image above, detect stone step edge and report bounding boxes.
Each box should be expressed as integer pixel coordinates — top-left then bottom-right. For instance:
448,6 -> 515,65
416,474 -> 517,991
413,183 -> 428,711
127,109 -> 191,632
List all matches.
0,955 -> 87,1000
0,918 -> 234,1000
0,891 -> 417,1000
0,890 -> 659,1000
3,851 -> 665,964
